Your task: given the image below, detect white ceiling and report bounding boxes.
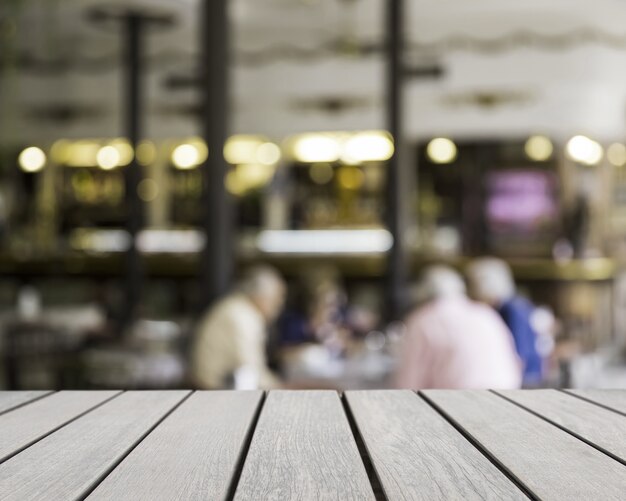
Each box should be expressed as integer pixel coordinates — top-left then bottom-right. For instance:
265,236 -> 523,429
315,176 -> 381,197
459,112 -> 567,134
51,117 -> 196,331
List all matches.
4,0 -> 626,144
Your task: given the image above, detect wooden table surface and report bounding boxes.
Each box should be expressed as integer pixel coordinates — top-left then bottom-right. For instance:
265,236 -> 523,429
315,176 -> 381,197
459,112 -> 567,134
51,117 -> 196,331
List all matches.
0,389 -> 625,500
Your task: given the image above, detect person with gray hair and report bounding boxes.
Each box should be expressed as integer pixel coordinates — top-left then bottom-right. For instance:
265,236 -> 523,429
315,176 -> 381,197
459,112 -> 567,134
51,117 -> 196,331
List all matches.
191,265 -> 286,389
395,265 -> 522,389
466,258 -> 543,386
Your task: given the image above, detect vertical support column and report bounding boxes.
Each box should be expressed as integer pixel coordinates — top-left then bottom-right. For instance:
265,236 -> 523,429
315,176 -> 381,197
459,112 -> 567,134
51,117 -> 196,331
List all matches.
385,0 -> 409,320
121,14 -> 144,328
199,0 -> 232,311
87,6 -> 174,330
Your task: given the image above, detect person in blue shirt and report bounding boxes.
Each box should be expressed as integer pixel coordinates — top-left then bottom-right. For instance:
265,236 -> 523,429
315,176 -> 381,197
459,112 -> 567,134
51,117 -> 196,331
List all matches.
467,258 -> 544,386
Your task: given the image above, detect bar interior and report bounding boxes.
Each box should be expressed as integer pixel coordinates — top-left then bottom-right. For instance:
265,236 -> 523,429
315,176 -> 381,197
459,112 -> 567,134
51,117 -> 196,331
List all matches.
1,0 -> 626,391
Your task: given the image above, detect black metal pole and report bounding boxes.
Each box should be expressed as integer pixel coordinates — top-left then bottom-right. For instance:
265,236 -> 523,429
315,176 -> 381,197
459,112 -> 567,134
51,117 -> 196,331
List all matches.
199,0 -> 232,311
386,0 -> 409,320
121,14 -> 144,328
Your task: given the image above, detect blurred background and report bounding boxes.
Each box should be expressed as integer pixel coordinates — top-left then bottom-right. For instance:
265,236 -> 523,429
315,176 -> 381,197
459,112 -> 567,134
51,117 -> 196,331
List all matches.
1,0 -> 626,391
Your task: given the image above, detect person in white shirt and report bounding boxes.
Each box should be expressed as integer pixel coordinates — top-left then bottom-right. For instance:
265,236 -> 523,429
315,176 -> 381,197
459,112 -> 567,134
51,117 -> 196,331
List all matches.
191,266 -> 286,389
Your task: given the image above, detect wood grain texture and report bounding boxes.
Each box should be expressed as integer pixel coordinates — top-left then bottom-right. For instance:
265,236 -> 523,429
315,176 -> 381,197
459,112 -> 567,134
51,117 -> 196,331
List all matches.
345,390 -> 526,500
0,391 -> 189,501
88,391 -> 263,501
424,390 -> 626,500
0,391 -> 51,414
234,390 -> 375,501
496,389 -> 626,463
564,389 -> 626,415
0,390 -> 119,463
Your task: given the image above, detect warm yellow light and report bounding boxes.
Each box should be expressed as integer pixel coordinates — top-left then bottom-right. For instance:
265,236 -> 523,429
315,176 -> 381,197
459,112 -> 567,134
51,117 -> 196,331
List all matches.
96,146 -> 121,170
225,170 -> 245,196
172,144 -> 200,170
237,163 -> 275,189
309,163 -> 334,184
50,139 -> 71,164
137,179 -> 159,201
426,137 -> 457,164
18,146 -> 46,172
136,141 -> 157,166
525,135 -> 553,162
110,139 -> 134,166
566,135 -> 603,165
189,137 -> 208,163
607,143 -> 626,167
225,162 -> 275,196
256,142 -> 281,165
66,141 -> 100,167
342,131 -> 394,163
224,136 -> 260,165
336,165 -> 364,190
293,135 -> 341,163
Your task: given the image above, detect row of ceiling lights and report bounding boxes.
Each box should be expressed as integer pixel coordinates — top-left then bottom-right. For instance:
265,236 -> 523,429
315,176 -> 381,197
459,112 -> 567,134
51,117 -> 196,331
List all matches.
18,132 -> 626,174
424,135 -> 626,167
16,131 -> 394,173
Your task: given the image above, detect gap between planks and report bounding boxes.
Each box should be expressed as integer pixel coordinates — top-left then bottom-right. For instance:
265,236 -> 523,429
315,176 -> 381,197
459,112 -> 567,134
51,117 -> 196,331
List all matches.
490,390 -> 626,468
0,391 -> 54,416
559,389 -> 626,417
224,391 -> 267,501
0,391 -> 123,465
418,391 -> 539,500
340,393 -> 387,501
76,391 -> 194,501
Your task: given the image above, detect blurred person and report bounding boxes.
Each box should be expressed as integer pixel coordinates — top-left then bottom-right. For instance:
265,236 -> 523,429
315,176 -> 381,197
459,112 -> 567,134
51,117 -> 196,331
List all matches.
191,265 -> 286,390
395,266 -> 521,389
278,267 -> 349,352
466,257 -> 544,386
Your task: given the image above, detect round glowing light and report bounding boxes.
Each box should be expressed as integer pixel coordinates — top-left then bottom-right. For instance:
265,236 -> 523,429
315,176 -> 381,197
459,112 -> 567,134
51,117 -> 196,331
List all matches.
172,144 -> 200,170
189,137 -> 208,164
336,165 -> 364,190
137,179 -> 159,202
96,146 -> 121,170
566,135 -> 603,165
18,147 -> 46,172
67,141 -> 100,167
426,137 -> 457,164
136,141 -> 157,166
256,142 -> 281,165
525,135 -> 553,162
293,135 -> 341,163
224,136 -> 260,164
109,139 -> 134,165
607,143 -> 626,167
309,163 -> 334,185
342,132 -> 394,163
50,139 -> 71,164
237,163 -> 275,189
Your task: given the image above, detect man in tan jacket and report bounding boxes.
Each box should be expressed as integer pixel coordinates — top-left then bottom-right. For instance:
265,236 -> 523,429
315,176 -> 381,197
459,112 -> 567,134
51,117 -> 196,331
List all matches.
191,266 -> 286,389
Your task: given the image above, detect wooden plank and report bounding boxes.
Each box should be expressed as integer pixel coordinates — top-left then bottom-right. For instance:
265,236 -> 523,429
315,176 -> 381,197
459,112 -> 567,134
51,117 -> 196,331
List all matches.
234,390 -> 375,500
0,390 -> 189,501
0,391 -> 51,415
424,390 -> 626,500
0,390 -> 119,463
345,390 -> 526,500
497,389 -> 626,463
564,389 -> 626,415
88,391 -> 263,501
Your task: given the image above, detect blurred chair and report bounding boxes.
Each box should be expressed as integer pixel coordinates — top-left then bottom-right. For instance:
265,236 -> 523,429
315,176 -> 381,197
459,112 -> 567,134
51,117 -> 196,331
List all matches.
2,321 -> 78,390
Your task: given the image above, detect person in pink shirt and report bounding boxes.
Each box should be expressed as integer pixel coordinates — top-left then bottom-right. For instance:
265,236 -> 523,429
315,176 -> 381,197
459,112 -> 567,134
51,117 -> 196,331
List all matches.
395,265 -> 522,389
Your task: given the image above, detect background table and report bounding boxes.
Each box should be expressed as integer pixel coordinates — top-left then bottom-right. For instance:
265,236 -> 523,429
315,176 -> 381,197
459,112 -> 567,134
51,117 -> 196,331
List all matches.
0,389 -> 625,500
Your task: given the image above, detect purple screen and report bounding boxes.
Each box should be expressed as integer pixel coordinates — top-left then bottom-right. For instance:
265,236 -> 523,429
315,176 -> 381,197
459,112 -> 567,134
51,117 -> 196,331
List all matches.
486,170 -> 558,234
